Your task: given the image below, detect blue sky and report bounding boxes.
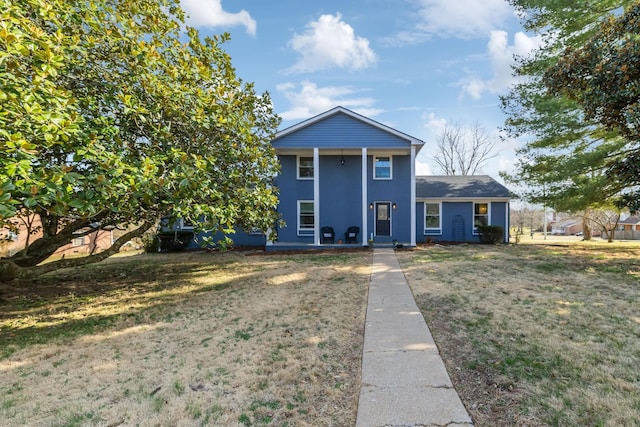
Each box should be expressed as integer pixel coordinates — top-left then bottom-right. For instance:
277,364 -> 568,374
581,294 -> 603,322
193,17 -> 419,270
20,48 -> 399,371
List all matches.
179,0 -> 542,181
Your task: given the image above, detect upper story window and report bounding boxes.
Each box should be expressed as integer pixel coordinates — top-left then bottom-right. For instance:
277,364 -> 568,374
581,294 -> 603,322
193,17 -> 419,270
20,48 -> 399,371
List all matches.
297,156 -> 314,179
374,156 -> 392,179
424,202 -> 441,233
473,202 -> 489,233
72,236 -> 85,247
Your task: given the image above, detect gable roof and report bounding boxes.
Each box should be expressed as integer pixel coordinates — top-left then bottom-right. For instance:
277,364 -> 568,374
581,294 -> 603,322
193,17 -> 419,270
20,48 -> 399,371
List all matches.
619,215 -> 640,225
416,175 -> 512,199
274,106 -> 425,148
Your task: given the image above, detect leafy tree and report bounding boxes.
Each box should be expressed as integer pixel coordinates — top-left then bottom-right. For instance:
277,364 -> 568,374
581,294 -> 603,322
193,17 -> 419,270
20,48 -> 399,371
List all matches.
544,3 -> 640,211
0,0 -> 281,279
501,1 -> 636,235
432,122 -> 498,175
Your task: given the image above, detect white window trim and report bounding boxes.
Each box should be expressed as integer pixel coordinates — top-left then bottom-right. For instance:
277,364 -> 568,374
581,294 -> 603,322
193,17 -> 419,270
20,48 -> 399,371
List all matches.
297,155 -> 314,180
72,236 -> 85,247
178,218 -> 194,230
373,155 -> 393,180
473,202 -> 490,234
297,200 -> 315,235
424,202 -> 442,234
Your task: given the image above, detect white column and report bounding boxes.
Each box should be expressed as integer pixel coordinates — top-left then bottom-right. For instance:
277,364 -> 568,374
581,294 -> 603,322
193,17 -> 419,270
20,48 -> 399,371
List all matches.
410,145 -> 416,247
505,202 -> 510,243
314,147 -> 320,245
361,147 -> 368,246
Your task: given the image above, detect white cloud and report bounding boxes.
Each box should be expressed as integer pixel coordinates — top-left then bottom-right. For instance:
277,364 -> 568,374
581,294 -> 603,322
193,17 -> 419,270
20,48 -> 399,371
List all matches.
286,14 -> 377,73
422,112 -> 447,136
276,81 -> 382,121
415,0 -> 513,39
460,30 -> 543,99
181,0 -> 256,35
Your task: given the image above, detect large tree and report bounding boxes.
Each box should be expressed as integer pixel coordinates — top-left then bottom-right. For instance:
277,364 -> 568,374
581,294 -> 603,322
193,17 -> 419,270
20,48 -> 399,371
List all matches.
0,0 -> 281,279
501,1 -> 636,227
544,3 -> 640,210
432,122 -> 498,175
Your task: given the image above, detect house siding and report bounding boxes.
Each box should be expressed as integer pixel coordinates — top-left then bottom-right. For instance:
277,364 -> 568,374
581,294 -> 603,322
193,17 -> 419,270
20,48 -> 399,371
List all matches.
274,155 -> 314,242
318,155 -> 363,243
415,201 -> 509,243
272,113 -> 411,150
367,154 -> 412,243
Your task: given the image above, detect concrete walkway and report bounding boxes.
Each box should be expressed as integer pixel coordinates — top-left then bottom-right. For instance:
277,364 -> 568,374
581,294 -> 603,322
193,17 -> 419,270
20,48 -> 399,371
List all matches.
356,248 -> 473,427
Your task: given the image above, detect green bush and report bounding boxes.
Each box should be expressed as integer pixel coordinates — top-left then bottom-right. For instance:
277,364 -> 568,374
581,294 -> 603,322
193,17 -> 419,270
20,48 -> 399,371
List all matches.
477,225 -> 504,244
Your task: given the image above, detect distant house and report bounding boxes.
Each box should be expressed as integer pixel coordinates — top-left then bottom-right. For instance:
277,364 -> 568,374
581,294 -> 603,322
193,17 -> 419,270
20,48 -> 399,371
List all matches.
1,216 -> 115,259
170,107 -> 512,250
617,215 -> 640,240
551,219 -> 582,235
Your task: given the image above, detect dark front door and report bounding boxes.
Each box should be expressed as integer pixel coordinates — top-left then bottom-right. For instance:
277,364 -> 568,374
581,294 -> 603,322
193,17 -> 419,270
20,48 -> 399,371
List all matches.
375,202 -> 391,236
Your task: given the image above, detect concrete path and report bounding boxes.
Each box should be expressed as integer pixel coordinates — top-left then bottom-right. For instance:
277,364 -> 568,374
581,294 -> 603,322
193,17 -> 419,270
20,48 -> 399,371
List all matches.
356,248 -> 473,427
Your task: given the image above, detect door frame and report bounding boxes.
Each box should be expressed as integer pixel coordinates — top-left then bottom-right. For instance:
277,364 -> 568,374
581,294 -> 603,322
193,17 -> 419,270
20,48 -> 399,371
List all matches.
374,201 -> 392,237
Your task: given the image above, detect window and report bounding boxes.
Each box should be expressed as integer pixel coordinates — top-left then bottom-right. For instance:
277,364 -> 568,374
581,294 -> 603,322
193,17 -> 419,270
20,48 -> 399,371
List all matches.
297,156 -> 314,179
179,218 -> 194,230
374,156 -> 392,179
298,201 -> 314,234
473,203 -> 489,233
424,202 -> 441,233
72,236 -> 85,247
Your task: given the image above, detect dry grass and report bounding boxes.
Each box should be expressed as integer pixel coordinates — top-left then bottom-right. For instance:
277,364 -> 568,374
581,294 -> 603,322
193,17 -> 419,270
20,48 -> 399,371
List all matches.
0,250 -> 371,426
397,241 -> 640,427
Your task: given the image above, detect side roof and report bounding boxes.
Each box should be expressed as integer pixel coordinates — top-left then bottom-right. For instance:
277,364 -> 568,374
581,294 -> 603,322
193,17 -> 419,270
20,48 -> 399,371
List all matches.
619,215 -> 640,225
272,106 -> 425,150
416,175 -> 513,199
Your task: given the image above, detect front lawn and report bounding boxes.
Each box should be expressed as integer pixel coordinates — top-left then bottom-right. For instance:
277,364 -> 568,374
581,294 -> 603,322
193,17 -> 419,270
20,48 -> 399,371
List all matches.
397,242 -> 640,427
0,251 -> 371,426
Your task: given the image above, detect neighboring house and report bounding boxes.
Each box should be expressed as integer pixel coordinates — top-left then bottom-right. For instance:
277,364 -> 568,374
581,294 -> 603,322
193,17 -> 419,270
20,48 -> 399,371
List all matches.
617,215 -> 640,240
551,219 -> 582,235
175,106 -> 512,249
1,216 -> 115,259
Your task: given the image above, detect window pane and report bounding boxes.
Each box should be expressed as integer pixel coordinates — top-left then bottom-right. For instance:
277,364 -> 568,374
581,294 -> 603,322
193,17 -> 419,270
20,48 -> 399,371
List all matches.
375,157 -> 391,178
299,157 -> 314,178
426,203 -> 439,215
300,202 -> 314,213
475,203 -> 488,215
426,216 -> 439,228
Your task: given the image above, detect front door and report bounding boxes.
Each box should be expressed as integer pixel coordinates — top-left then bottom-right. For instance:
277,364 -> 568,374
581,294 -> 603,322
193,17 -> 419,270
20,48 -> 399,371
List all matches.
375,202 -> 391,236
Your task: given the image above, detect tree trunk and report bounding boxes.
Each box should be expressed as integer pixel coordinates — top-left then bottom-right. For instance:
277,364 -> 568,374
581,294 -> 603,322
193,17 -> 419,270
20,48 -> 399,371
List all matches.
1,221 -> 154,282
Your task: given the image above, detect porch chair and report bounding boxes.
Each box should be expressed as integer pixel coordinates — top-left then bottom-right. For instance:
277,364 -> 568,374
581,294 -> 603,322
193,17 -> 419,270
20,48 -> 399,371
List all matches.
344,226 -> 360,244
320,226 -> 335,244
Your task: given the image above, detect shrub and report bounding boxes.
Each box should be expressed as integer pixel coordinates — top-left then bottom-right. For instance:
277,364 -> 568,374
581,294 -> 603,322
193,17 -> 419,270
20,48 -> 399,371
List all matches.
477,225 -> 504,244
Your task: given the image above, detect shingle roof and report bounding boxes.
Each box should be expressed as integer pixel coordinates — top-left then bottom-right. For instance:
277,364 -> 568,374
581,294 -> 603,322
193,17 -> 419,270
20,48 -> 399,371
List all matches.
416,175 -> 513,199
619,215 -> 640,225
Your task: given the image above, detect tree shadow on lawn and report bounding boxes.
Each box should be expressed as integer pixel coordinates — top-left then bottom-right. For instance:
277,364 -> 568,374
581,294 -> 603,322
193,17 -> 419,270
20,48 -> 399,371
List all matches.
0,252 -> 260,359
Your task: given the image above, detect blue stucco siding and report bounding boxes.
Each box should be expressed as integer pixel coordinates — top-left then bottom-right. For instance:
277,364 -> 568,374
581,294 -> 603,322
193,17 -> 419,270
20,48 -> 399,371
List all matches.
319,155 -> 363,243
366,154 -> 412,243
273,113 -> 411,150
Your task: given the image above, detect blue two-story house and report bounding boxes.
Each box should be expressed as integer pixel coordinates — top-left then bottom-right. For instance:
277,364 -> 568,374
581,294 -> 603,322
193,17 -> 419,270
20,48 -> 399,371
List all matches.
271,106 -> 423,248
164,106 -> 512,250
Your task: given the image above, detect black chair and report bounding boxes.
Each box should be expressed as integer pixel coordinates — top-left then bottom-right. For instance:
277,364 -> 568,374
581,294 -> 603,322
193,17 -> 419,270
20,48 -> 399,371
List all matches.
320,226 -> 335,244
344,226 -> 360,244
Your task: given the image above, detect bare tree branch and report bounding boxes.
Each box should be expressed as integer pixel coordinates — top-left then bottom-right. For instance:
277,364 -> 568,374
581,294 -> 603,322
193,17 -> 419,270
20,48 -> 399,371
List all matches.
433,122 -> 498,175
